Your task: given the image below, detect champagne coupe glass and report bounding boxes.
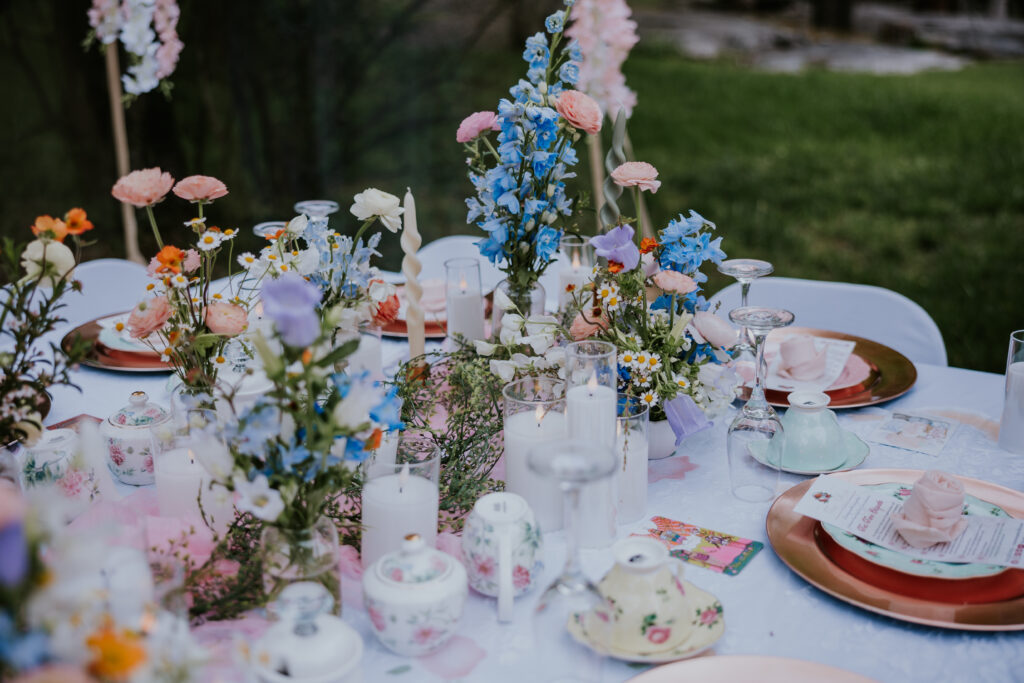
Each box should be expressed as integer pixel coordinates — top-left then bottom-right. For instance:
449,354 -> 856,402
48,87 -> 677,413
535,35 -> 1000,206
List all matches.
294,200 -> 339,232
528,439 -> 617,682
717,260 -> 774,376
726,306 -> 794,502
253,220 -> 287,238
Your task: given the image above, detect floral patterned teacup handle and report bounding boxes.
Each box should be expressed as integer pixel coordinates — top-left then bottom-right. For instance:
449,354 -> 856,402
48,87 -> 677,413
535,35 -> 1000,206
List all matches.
670,557 -> 687,593
497,527 -> 514,623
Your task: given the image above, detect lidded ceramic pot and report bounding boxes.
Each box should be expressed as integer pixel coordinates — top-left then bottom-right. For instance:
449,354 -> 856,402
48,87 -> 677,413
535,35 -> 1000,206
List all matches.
252,582 -> 363,683
362,533 -> 467,656
101,391 -> 170,485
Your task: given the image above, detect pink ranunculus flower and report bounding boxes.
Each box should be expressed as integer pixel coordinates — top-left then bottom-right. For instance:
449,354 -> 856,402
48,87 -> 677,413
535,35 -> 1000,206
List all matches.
556,90 -> 603,135
611,161 -> 661,193
173,175 -> 228,203
0,479 -> 26,527
691,311 -> 736,349
456,111 -> 499,143
205,301 -> 248,337
112,167 -> 175,208
127,295 -> 173,339
569,307 -> 609,341
653,270 -> 697,295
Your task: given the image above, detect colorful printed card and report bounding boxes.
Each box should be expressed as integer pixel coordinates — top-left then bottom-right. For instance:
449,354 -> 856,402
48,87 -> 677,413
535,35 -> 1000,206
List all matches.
639,516 -> 764,576
867,411 -> 954,456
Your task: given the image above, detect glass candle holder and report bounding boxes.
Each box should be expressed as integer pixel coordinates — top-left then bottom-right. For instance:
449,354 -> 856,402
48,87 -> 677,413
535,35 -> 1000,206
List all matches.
616,395 -> 650,524
360,430 -> 441,568
999,330 -> 1024,454
565,341 -> 618,548
558,236 -> 595,311
502,377 -> 568,532
444,257 -> 486,343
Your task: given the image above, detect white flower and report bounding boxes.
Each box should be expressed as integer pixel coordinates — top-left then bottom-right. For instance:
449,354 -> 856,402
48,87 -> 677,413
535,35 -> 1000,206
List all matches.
596,282 -> 618,303
292,248 -> 320,276
20,239 -> 75,288
169,273 -> 189,288
633,372 -> 652,388
520,334 -> 553,355
237,252 -> 259,270
474,340 -> 497,356
194,441 -> 233,481
635,351 -> 650,368
640,391 -> 660,407
510,353 -> 533,369
184,216 -> 207,229
368,280 -> 396,303
233,474 -> 285,522
286,214 -> 308,236
674,374 -> 691,390
221,227 -> 239,241
350,188 -> 404,232
499,327 -> 521,345
501,313 -> 525,332
493,287 -> 515,312
524,315 -> 558,337
197,230 -> 224,251
544,347 -> 566,367
646,353 -> 663,372
333,389 -> 377,429
489,359 -> 517,383
619,350 -> 637,368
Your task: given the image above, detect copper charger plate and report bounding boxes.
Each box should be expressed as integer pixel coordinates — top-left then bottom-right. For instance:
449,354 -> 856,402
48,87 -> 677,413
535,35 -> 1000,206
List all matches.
765,327 -> 916,409
767,469 -> 1024,630
62,317 -> 171,373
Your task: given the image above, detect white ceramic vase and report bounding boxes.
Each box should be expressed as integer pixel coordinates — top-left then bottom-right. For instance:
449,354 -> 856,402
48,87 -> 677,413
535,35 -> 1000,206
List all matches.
648,419 -> 677,460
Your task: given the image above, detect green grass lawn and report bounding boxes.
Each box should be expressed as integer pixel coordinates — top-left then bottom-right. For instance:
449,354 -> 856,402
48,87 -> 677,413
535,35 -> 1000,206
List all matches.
601,51 -> 1024,372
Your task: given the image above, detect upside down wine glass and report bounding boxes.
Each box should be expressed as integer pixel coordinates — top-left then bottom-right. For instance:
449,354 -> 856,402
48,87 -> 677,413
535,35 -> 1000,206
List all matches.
294,200 -> 340,235
717,259 -> 774,375
726,306 -> 794,502
528,439 -> 617,682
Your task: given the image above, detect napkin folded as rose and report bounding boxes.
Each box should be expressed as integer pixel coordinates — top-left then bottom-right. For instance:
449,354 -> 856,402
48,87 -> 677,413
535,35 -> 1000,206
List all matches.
890,470 -> 968,548
777,336 -> 827,381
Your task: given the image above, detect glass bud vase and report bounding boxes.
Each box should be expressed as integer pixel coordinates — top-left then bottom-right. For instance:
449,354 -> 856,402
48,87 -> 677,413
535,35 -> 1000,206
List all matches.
261,516 -> 342,615
492,279 -> 547,330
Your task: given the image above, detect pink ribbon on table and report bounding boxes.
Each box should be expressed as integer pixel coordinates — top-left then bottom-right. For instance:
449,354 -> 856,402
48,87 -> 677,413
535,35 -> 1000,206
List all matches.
890,470 -> 969,548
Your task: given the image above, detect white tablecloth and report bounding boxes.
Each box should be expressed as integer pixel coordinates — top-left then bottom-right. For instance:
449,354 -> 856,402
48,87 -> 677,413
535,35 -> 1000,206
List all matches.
44,334 -> 1024,681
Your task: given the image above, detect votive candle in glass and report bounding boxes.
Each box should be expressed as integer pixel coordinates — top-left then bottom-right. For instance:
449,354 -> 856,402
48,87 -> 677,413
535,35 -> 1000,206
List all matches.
557,236 -> 594,311
445,257 -> 486,343
616,395 -> 649,524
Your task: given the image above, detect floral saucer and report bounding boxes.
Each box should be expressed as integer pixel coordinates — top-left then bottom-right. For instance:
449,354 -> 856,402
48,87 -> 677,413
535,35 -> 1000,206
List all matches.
748,430 -> 869,476
567,580 -> 724,664
822,482 -> 1009,579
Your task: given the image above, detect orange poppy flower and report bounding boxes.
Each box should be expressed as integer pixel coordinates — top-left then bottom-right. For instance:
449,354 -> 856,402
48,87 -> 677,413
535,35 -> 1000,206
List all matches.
367,428 -> 383,451
154,245 -> 186,274
639,237 -> 659,254
608,261 -> 624,274
31,215 -> 69,242
64,208 -> 94,235
266,229 -> 286,241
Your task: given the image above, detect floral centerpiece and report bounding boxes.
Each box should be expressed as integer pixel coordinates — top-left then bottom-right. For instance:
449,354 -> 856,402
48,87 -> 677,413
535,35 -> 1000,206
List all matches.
112,170 -> 263,400
0,212 -> 93,453
207,273 -> 403,608
572,161 -> 738,451
458,1 -> 599,313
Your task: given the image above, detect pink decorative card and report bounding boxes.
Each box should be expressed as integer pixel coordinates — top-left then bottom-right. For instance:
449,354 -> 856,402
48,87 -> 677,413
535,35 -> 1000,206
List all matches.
640,516 -> 763,576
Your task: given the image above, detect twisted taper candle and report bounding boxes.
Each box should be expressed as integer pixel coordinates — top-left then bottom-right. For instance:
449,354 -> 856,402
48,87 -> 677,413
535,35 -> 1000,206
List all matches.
599,109 -> 627,232
401,189 -> 425,360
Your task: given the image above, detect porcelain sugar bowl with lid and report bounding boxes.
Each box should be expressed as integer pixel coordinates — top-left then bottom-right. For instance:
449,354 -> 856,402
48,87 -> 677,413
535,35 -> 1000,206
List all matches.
362,533 -> 468,656
101,391 -> 170,485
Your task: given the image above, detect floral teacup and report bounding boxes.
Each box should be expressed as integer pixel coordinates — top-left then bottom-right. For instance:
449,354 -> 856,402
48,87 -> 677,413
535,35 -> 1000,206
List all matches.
462,492 -> 543,622
593,536 -> 692,655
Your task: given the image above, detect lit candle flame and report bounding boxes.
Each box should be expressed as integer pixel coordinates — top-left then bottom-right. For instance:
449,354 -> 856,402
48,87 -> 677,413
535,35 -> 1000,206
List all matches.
459,274 -> 468,291
587,372 -> 599,392
187,449 -> 195,465
534,404 -> 546,426
572,251 -> 581,270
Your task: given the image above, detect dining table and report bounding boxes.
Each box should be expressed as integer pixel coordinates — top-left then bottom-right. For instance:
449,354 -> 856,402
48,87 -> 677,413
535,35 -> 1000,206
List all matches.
41,289 -> 1024,683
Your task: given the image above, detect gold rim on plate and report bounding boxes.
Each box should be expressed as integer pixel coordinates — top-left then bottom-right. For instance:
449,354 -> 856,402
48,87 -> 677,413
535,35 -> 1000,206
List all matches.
765,327 -> 917,409
62,317 -> 171,373
766,469 -> 1024,631
627,655 -> 876,682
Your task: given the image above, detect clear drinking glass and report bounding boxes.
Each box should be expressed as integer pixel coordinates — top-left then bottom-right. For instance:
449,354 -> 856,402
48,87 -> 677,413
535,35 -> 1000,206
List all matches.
616,395 -> 650,524
502,377 -> 567,532
444,257 -> 486,343
998,330 -> 1024,454
253,220 -> 287,238
726,306 -> 794,502
360,430 -> 441,567
558,236 -> 595,311
528,439 -> 617,682
718,259 -> 774,392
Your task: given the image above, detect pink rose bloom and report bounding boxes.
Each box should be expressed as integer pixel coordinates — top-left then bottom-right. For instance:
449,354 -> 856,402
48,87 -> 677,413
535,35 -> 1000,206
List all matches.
205,301 -> 248,337
127,295 -> 173,339
699,608 -> 718,625
569,307 -> 609,341
111,167 -> 175,208
653,270 -> 697,295
173,175 -> 228,203
646,626 -> 671,644
556,90 -> 603,135
691,311 -> 736,349
890,470 -> 969,548
456,111 -> 499,143
611,161 -> 661,193
0,479 -> 26,527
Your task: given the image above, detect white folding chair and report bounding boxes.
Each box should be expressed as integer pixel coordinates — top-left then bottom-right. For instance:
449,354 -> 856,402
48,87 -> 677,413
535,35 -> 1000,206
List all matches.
417,234 -> 505,293
708,276 -> 947,366
63,258 -> 151,328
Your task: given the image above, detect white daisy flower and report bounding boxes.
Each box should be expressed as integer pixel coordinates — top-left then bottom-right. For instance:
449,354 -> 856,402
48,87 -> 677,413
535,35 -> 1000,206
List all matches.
619,350 -> 637,368
635,351 -> 650,368
237,252 -> 258,269
633,372 -> 652,388
674,374 -> 691,390
221,227 -> 238,240
169,273 -> 189,288
640,391 -> 659,407
184,216 -> 207,229
605,294 -> 622,312
197,230 -> 224,251
160,348 -> 172,363
597,282 -> 618,303
646,353 -> 662,372
214,355 -> 227,366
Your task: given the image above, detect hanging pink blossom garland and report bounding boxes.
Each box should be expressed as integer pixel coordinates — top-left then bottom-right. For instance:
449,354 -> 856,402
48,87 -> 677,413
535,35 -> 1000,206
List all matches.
87,0 -> 183,96
566,0 -> 639,119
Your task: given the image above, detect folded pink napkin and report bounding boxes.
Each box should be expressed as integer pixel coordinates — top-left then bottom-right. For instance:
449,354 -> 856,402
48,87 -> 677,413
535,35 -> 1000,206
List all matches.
890,470 -> 968,548
778,336 -> 827,381
420,278 -> 447,313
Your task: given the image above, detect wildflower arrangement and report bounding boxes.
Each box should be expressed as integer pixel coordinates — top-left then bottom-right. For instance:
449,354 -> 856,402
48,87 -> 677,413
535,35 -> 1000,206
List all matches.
459,1 -> 598,309
86,0 -> 183,98
208,273 -> 403,533
0,481 -> 206,681
0,212 -> 93,448
472,288 -> 568,383
572,160 -> 738,429
112,169 -> 265,395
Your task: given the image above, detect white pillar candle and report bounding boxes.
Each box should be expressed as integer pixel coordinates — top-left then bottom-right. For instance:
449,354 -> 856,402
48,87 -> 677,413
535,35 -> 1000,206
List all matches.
348,332 -> 384,381
616,427 -> 648,524
566,380 -> 617,549
504,408 -> 567,532
446,284 -> 485,342
558,252 -> 589,310
154,448 -> 234,534
999,362 -> 1024,454
361,464 -> 439,568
